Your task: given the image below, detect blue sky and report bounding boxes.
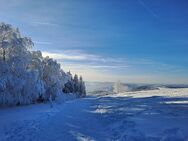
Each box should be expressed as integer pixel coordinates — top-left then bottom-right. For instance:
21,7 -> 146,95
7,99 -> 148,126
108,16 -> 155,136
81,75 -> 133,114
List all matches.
0,0 -> 188,84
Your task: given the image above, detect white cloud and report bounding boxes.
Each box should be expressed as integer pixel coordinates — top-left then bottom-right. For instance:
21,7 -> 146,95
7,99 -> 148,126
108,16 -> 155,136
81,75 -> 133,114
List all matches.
90,65 -> 129,69
41,50 -> 188,84
61,63 -> 188,84
34,41 -> 53,45
42,50 -> 127,63
31,21 -> 60,27
42,51 -> 100,61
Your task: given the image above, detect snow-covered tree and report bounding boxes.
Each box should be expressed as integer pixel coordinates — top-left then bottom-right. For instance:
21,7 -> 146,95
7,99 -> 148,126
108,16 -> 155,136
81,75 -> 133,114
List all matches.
73,74 -> 79,93
42,57 -> 63,100
0,23 -> 36,106
62,73 -> 86,97
0,23 -> 86,106
79,76 -> 86,97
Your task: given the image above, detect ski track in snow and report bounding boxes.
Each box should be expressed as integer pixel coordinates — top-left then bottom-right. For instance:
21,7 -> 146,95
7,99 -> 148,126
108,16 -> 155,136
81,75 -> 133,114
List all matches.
0,88 -> 188,141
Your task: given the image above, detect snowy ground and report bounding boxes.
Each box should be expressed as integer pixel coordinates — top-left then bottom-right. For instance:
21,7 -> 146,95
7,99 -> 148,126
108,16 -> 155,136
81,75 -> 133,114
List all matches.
0,88 -> 188,141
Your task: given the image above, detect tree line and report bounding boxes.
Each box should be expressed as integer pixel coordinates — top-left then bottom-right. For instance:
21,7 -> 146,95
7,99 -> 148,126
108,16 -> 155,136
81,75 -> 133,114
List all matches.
0,23 -> 86,106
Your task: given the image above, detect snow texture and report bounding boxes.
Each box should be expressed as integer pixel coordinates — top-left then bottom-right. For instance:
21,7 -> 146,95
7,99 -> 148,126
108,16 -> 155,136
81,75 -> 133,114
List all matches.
0,88 -> 188,141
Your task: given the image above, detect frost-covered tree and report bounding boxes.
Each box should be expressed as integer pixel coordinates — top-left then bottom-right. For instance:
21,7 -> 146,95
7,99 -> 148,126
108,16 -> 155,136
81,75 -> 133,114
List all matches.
79,76 -> 86,97
0,23 -> 33,63
63,73 -> 86,97
73,74 -> 79,93
42,57 -> 63,100
0,23 -> 86,106
63,80 -> 74,93
63,72 -> 74,93
0,23 -> 36,106
0,23 -> 19,62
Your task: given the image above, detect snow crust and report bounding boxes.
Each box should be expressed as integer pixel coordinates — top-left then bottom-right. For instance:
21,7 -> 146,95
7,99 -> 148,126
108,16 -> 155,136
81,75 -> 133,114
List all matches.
0,88 -> 188,141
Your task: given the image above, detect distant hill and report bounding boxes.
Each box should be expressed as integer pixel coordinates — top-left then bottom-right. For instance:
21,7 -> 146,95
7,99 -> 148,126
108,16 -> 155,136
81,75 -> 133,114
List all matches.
86,81 -> 188,95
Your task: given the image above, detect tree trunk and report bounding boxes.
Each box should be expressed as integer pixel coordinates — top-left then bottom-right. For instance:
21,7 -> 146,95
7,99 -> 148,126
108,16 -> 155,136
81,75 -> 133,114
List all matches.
3,49 -> 5,62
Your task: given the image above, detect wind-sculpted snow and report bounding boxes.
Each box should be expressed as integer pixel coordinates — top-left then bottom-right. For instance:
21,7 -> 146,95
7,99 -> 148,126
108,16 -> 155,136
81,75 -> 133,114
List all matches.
0,88 -> 188,141
94,93 -> 188,140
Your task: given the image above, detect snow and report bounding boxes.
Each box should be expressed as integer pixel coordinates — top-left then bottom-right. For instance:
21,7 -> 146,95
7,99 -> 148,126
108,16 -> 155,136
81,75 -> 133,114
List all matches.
0,88 -> 188,141
0,23 -> 86,106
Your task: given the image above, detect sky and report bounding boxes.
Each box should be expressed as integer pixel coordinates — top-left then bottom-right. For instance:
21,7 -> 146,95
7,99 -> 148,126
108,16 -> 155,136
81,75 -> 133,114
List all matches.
0,0 -> 188,84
